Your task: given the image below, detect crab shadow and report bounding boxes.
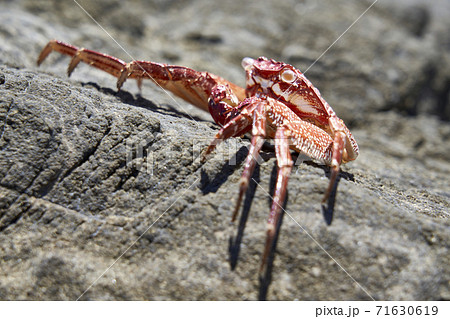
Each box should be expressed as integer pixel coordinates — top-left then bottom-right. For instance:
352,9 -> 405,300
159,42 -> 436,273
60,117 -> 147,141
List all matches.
199,145 -> 249,195
226,162 -> 288,301
306,160 -> 355,225
81,82 -> 207,123
200,149 -> 355,300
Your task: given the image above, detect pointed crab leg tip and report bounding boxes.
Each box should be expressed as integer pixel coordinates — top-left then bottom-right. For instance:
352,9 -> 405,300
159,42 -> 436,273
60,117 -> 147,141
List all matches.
321,182 -> 335,205
231,203 -> 241,222
258,265 -> 265,276
258,255 -> 269,276
321,202 -> 334,225
231,177 -> 249,222
259,224 -> 276,275
200,151 -> 210,164
136,78 -> 143,92
117,78 -> 126,91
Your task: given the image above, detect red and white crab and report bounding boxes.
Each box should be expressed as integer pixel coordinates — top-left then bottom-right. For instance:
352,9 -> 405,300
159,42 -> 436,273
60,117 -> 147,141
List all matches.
37,40 -> 359,273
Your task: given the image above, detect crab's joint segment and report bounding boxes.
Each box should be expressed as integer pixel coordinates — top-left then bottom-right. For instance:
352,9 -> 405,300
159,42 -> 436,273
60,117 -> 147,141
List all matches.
68,50 -> 83,77
322,131 -> 346,204
232,102 -> 266,222
201,110 -> 253,163
260,127 -> 293,275
37,40 -> 78,66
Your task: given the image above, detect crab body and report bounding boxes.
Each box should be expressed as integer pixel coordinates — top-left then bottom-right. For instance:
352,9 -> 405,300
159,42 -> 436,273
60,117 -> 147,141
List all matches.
37,40 -> 359,274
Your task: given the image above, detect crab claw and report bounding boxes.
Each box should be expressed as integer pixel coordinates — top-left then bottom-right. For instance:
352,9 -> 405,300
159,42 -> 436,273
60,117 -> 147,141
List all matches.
208,84 -> 240,126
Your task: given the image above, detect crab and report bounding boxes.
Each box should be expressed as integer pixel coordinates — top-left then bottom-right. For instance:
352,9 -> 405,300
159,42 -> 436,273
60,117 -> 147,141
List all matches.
37,40 -> 359,274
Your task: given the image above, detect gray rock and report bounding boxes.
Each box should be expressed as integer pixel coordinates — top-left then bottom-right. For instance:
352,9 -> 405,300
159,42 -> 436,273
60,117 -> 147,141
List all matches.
0,0 -> 449,300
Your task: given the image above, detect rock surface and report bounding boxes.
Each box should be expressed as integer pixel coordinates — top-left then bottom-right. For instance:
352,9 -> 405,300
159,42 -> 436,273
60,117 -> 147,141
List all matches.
0,0 -> 449,300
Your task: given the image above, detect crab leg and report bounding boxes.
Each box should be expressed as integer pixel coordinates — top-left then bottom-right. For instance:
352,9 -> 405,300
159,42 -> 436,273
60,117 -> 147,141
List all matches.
37,40 -> 126,77
201,106 -> 253,162
37,40 -> 245,112
260,127 -> 293,274
321,116 -> 355,204
232,101 -> 266,221
117,61 -> 245,111
322,131 -> 346,203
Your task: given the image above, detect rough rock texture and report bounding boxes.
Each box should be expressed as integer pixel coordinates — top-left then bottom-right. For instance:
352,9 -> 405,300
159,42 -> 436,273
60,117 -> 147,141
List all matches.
0,0 -> 449,300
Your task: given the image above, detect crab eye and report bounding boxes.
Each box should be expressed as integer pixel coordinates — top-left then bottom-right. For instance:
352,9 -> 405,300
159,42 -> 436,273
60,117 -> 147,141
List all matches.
281,69 -> 296,83
241,57 -> 255,70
